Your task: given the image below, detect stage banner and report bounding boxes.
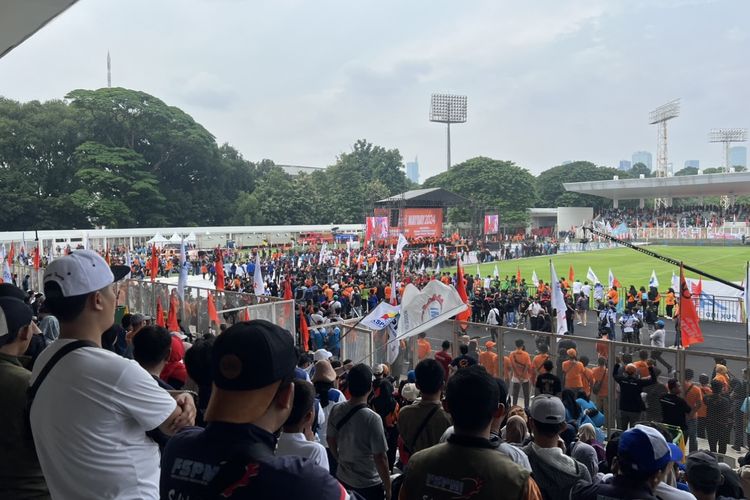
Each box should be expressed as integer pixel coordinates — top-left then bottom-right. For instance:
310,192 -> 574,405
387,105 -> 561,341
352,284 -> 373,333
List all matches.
365,216 -> 390,242
484,214 -> 499,234
402,208 -> 443,238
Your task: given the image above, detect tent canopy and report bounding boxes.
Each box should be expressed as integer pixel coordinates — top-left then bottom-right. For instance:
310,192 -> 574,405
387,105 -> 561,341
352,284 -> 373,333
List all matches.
169,233 -> 183,243
147,233 -> 169,244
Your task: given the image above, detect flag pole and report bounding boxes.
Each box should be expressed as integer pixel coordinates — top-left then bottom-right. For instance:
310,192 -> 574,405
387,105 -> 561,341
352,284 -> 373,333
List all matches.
338,299 -> 384,344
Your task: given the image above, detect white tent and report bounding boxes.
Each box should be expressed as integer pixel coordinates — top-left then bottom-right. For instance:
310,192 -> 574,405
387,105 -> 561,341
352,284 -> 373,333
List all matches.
169,233 -> 183,243
147,233 -> 169,244
185,231 -> 197,242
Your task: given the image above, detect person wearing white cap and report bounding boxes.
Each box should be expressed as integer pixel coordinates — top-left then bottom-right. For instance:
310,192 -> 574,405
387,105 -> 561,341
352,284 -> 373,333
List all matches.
28,250 -> 196,500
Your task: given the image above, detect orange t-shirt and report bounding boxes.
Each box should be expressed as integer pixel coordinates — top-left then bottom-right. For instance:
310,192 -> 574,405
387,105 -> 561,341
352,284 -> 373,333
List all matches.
562,360 -> 585,389
479,350 -> 499,378
591,366 -> 609,397
596,339 -> 609,361
607,289 -> 619,305
684,382 -> 703,418
509,349 -> 532,381
385,285 -> 392,300
532,353 -> 550,384
417,338 -> 431,360
696,385 -> 712,418
713,373 -> 730,393
503,355 -> 511,381
581,367 -> 594,396
633,360 -> 650,379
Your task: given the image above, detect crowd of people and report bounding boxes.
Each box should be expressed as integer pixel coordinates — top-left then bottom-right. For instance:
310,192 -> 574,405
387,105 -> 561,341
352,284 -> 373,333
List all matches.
2,248 -> 750,499
596,204 -> 750,229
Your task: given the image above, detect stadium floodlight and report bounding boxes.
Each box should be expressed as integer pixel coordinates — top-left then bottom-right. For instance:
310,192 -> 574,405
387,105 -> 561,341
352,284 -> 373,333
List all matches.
708,128 -> 748,208
430,93 -> 467,170
648,99 -> 681,209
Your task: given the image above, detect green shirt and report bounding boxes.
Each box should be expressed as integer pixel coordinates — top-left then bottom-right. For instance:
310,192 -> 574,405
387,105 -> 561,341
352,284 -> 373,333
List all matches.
0,352 -> 49,499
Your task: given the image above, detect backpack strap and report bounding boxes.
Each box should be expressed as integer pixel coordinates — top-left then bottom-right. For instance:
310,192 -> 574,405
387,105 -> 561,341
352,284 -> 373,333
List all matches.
334,403 -> 367,431
28,340 -> 98,406
404,405 -> 440,455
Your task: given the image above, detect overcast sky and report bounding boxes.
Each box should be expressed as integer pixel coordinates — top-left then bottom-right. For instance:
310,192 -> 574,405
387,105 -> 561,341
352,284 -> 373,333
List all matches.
1,0 -> 748,181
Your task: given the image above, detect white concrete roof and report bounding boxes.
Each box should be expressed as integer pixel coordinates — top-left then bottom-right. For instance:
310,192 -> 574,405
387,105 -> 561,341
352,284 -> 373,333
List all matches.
563,172 -> 750,200
1,0 -> 78,59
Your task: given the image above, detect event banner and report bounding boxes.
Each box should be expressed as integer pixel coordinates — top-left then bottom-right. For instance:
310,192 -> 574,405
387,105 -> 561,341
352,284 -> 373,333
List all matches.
397,280 -> 467,339
484,214 -> 499,234
365,216 -> 389,242
402,208 -> 443,238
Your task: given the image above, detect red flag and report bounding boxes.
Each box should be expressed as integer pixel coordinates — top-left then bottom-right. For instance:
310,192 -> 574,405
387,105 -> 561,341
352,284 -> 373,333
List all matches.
299,306 -> 310,351
516,266 -> 521,284
105,246 -> 111,265
33,246 -> 40,270
455,258 -> 471,324
155,298 -> 165,327
215,248 -> 225,291
243,307 -> 251,321
679,263 -> 703,346
283,279 -> 293,300
167,293 -> 180,332
207,293 -> 219,326
149,245 -> 159,283
7,242 -> 14,264
568,264 -> 575,282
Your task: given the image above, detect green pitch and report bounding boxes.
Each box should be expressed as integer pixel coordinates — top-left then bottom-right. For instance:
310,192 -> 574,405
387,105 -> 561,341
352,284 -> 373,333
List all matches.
447,246 -> 750,288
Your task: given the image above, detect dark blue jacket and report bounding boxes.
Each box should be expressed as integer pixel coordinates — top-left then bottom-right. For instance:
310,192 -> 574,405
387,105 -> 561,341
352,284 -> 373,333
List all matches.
160,422 -> 349,499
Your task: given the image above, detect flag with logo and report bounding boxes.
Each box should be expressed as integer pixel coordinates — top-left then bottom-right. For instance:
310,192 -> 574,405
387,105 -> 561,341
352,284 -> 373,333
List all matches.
649,270 -> 659,288
550,261 -> 568,335
397,280 -> 468,340
361,301 -> 401,330
587,267 -> 599,284
396,233 -> 408,259
679,262 -> 703,346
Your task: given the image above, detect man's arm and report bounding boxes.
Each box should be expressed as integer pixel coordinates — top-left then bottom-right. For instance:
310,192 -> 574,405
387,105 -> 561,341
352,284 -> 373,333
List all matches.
158,393 -> 196,435
326,437 -> 339,461
373,452 -> 392,500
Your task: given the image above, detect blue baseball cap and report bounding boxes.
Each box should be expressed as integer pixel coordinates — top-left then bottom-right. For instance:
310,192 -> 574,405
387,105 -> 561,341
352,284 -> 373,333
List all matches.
618,425 -> 682,474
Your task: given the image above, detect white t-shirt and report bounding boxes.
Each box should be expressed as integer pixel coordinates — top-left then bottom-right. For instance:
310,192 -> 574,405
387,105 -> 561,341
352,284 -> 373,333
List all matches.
277,432 -> 330,471
581,284 -> 592,298
30,339 -> 177,500
573,281 -> 583,295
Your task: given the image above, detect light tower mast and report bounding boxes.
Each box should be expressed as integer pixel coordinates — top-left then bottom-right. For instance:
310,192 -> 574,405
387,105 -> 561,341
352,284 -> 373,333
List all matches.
429,93 -> 467,170
649,99 -> 680,209
107,51 -> 111,88
709,128 -> 748,208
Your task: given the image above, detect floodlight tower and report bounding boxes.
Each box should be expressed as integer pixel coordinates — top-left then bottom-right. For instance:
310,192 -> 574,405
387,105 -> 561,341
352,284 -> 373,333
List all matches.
649,99 -> 681,209
430,93 -> 467,170
709,128 -> 747,208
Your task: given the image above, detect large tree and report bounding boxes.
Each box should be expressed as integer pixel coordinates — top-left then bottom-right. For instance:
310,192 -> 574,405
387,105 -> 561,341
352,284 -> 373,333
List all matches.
536,161 -> 627,210
422,157 -> 537,227
674,166 -> 698,176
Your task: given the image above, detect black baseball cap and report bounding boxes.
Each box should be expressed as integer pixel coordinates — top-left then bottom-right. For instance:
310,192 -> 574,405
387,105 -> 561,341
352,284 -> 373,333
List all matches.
0,297 -> 34,346
206,320 -> 297,423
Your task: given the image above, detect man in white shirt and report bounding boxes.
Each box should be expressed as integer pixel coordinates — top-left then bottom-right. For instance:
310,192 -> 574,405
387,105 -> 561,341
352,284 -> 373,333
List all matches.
581,282 -> 592,299
277,379 -> 330,471
572,279 -> 583,297
30,251 -> 196,500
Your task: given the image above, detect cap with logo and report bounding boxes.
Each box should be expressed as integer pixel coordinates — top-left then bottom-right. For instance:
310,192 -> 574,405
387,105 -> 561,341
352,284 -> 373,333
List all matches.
205,320 -> 297,423
43,250 -> 130,298
529,394 -> 566,424
618,424 -> 682,475
0,297 -> 34,346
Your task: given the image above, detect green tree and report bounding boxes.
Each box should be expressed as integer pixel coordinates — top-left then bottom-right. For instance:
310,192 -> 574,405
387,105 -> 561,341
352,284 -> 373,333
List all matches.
628,162 -> 651,178
536,161 -> 627,210
674,166 -> 698,176
422,157 -> 537,228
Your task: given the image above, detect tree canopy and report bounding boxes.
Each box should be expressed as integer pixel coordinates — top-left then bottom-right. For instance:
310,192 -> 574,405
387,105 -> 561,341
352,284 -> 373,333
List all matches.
536,161 -> 628,210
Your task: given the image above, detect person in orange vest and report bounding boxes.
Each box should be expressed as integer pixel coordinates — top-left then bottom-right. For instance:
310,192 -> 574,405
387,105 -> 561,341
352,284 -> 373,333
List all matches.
417,332 -> 432,361
591,356 -> 609,411
562,348 -> 585,393
606,286 -> 619,305
508,339 -> 532,406
665,287 -> 676,319
579,355 -> 594,397
479,341 -> 499,378
531,344 -> 550,386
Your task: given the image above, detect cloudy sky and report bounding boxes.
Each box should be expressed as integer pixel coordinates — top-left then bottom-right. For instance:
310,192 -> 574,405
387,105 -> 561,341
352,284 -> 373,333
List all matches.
1,0 -> 748,181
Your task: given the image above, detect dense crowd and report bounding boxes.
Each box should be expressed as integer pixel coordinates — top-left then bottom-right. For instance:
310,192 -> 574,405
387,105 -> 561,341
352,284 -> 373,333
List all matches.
596,204 -> 750,229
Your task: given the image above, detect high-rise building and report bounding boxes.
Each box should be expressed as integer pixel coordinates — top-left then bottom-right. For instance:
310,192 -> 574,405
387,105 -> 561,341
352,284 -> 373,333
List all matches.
406,157 -> 419,184
684,160 -> 700,169
631,151 -> 652,170
618,160 -> 631,171
729,146 -> 747,169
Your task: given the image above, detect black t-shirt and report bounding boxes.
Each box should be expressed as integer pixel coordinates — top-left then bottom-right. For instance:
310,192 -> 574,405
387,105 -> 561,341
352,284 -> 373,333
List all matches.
535,373 -> 561,396
659,393 -> 691,431
450,355 -> 477,370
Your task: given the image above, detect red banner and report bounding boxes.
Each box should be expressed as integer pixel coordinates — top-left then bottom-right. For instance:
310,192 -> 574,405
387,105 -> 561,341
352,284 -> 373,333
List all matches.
679,263 -> 703,346
402,208 -> 443,239
365,216 -> 390,242
484,214 -> 499,234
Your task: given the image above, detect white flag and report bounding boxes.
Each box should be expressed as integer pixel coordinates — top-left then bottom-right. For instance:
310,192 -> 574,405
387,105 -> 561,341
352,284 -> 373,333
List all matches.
396,233 -> 409,259
253,253 -> 265,295
420,261 -> 425,273
476,264 -> 481,278
361,301 -> 401,330
493,265 -> 499,278
318,242 -> 327,265
2,260 -> 11,283
372,261 -> 378,275
386,320 -> 400,365
671,271 -> 679,292
397,280 -> 468,340
531,270 -> 539,287
649,270 -> 659,288
550,262 -> 568,335
745,263 -> 749,340
586,266 -> 599,284
385,260 -> 390,272
608,269 -> 615,289
435,261 -> 441,274
177,239 -> 188,300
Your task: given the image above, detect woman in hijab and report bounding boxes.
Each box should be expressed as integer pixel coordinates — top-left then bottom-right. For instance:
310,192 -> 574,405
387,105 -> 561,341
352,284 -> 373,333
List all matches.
578,423 -> 606,463
370,379 -> 399,471
504,415 -> 529,446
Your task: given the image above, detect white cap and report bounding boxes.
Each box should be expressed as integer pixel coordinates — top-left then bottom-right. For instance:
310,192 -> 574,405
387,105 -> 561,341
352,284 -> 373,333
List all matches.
43,250 -> 130,298
313,349 -> 333,362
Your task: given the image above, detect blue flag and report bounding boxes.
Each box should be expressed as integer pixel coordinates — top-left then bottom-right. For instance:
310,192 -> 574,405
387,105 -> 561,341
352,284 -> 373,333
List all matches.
177,239 -> 189,300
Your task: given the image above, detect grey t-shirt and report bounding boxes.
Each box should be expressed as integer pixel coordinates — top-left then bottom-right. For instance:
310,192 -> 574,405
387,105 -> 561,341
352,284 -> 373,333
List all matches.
327,401 -> 388,488
650,328 -> 665,347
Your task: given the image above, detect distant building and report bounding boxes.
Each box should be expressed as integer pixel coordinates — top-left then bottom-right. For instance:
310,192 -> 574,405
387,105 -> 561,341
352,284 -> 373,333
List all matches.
618,160 -> 632,171
277,165 -> 326,176
405,157 -> 419,184
561,160 -> 573,165
729,146 -> 747,169
684,160 -> 700,169
631,151 -> 652,170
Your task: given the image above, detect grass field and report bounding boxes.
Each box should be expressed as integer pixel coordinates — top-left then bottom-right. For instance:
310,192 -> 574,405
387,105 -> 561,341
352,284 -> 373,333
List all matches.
445,246 -> 750,288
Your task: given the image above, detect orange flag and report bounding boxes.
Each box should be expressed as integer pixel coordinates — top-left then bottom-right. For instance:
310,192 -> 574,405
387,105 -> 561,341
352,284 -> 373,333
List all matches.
568,264 -> 575,282
207,293 -> 219,326
150,246 -> 159,283
155,298 -> 165,327
299,306 -> 310,351
516,266 -> 521,283
283,279 -> 293,300
7,242 -> 14,264
167,294 -> 180,332
455,258 -> 471,325
33,246 -> 40,270
243,307 -> 251,321
215,248 -> 225,292
679,263 -> 703,346
105,247 -> 111,265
